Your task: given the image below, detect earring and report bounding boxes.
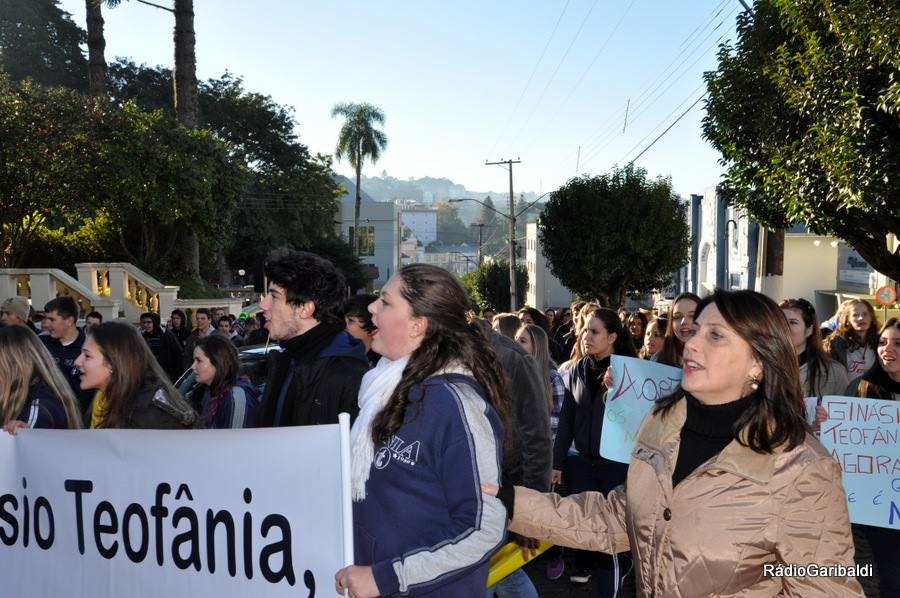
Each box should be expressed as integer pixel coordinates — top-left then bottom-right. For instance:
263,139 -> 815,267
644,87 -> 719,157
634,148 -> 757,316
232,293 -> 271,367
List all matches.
749,377 -> 760,391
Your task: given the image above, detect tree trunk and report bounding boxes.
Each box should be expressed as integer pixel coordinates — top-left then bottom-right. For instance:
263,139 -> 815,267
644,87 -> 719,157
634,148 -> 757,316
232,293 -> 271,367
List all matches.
172,0 -> 201,277
353,147 -> 362,257
85,1 -> 107,98
761,228 -> 785,299
173,0 -> 199,128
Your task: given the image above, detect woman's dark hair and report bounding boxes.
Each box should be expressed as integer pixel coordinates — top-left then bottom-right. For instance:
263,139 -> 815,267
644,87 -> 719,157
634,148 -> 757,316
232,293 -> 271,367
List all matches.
170,309 -> 187,330
343,294 -> 377,333
586,307 -> 638,358
91,322 -> 193,429
655,289 -> 808,453
625,311 -> 649,350
824,298 -> 880,352
517,306 -> 551,334
194,334 -> 240,424
371,264 -> 509,445
656,292 -> 701,366
779,298 -> 834,396
854,317 -> 900,400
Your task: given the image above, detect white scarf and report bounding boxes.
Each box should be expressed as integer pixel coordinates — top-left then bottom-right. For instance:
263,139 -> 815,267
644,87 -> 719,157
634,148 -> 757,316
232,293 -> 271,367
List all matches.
350,355 -> 410,502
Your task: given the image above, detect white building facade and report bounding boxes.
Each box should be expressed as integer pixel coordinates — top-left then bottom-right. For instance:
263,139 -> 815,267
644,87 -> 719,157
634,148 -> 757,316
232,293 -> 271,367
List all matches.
524,221 -> 575,310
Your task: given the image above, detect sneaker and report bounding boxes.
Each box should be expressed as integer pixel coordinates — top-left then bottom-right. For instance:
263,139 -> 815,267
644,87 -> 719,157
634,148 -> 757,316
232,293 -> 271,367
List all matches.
546,555 -> 565,580
569,568 -> 591,584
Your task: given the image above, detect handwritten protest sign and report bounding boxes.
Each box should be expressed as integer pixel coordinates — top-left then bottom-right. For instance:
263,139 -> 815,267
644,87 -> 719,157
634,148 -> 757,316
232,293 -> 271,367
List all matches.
0,416 -> 352,597
819,395 -> 900,530
600,356 -> 682,463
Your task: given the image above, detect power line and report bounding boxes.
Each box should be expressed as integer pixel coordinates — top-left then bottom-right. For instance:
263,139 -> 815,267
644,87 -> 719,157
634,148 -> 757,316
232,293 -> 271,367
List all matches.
486,0 -> 573,158
505,0 -> 600,153
548,0 -> 734,176
626,92 -> 707,164
573,10 -> 735,173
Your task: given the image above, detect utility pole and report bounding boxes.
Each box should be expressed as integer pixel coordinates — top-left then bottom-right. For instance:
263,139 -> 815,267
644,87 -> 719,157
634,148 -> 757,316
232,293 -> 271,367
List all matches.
470,223 -> 486,265
486,158 -> 521,310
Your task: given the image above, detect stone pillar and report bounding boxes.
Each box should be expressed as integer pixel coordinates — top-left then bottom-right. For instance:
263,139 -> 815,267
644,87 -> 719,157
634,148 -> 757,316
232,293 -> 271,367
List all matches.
29,273 -> 54,311
0,272 -> 16,300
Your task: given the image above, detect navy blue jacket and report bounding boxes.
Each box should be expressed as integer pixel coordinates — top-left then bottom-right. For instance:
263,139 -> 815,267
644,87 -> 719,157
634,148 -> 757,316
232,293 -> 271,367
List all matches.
17,381 -> 72,429
198,377 -> 260,429
354,373 -> 506,596
41,330 -> 94,415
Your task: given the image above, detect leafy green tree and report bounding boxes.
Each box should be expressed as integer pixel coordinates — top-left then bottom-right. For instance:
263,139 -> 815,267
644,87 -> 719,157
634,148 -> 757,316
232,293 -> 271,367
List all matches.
540,165 -> 690,307
331,102 -> 387,255
105,63 -> 350,285
0,74 -> 243,275
435,202 -> 476,245
98,102 -> 243,274
0,77 -> 100,267
0,0 -> 88,92
703,0 -> 900,281
105,0 -> 202,275
461,260 -> 527,313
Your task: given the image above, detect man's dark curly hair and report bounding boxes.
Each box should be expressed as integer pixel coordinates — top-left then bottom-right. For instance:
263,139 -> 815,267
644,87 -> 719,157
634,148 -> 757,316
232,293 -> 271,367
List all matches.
263,248 -> 346,325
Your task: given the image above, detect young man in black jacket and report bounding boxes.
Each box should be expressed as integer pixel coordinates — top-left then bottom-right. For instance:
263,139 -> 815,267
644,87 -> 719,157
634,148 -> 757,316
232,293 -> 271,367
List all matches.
257,249 -> 369,427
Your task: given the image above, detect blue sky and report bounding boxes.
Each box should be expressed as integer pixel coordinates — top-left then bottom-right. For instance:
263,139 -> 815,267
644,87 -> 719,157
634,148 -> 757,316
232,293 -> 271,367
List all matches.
58,0 -> 740,198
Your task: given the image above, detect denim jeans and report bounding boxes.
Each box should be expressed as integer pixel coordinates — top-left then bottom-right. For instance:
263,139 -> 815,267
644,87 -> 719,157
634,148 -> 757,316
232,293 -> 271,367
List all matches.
486,568 -> 539,598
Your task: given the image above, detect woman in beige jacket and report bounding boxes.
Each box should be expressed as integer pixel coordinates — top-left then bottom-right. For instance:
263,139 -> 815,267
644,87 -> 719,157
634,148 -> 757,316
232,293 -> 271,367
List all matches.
488,290 -> 863,597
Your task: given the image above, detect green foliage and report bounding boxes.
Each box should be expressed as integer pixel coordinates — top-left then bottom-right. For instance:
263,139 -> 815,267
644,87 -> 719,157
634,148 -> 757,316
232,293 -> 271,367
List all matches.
27,212 -> 120,272
436,202 -> 476,244
462,260 -> 528,312
0,74 -> 243,275
0,0 -> 87,92
0,76 -> 102,267
100,102 -> 244,274
105,62 -> 350,283
305,237 -> 369,292
703,0 -> 900,281
331,102 -> 387,170
539,165 -> 690,308
166,277 -> 228,300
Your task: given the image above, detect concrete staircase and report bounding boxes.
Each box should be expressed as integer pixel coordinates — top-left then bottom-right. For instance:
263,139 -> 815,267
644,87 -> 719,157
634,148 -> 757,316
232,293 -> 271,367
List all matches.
0,263 -> 245,323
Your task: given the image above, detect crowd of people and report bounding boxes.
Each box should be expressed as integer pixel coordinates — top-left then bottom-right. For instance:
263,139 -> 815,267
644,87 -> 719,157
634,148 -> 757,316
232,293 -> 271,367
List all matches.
0,251 -> 895,597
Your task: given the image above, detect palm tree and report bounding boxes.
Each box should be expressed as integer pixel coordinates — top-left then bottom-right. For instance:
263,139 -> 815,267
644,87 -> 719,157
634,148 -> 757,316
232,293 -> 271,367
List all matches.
331,102 -> 387,256
85,1 -> 108,97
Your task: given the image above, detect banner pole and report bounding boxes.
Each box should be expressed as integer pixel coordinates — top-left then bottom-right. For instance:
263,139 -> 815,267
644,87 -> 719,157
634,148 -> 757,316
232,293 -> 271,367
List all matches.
338,412 -> 354,569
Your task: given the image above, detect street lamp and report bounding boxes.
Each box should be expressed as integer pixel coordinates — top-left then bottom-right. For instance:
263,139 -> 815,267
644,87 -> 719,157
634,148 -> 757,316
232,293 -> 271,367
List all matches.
449,193 -> 550,310
237,268 -> 246,287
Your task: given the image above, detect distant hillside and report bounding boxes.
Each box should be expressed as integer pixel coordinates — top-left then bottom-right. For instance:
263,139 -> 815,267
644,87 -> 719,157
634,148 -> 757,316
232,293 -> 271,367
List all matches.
355,173 -> 538,204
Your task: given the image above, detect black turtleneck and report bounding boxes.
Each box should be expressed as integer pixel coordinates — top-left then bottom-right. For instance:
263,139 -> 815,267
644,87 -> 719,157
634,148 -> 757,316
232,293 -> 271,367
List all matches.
672,393 -> 755,487
585,354 -> 611,399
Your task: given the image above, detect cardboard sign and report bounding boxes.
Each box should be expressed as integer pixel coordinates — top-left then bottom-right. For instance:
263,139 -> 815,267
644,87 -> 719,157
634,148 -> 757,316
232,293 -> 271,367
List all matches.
819,395 -> 900,530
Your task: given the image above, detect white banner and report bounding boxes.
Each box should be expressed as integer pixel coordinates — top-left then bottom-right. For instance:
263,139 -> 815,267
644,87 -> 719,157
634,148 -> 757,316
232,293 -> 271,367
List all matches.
0,416 -> 352,597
